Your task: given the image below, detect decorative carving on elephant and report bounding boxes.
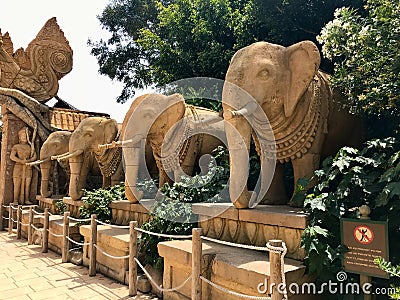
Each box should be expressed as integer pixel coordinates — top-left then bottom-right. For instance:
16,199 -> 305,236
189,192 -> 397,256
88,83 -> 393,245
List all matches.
121,93 -> 225,203
55,117 -> 125,200
222,41 -> 364,208
27,131 -> 71,197
0,17 -> 73,101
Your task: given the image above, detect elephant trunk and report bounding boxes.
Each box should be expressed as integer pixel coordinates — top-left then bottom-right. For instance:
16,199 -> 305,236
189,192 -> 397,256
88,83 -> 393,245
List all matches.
40,159 -> 52,198
124,143 -> 144,203
69,154 -> 84,200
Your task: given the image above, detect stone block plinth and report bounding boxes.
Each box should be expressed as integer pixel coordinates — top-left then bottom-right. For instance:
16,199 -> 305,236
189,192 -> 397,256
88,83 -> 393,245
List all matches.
37,196 -> 64,215
63,197 -> 85,218
110,199 -> 152,227
193,203 -> 308,260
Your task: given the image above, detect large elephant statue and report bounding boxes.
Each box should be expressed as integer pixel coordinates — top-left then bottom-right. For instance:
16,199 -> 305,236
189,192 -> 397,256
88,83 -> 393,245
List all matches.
27,131 -> 71,197
58,117 -> 124,200
222,41 -> 364,208
121,93 -> 225,203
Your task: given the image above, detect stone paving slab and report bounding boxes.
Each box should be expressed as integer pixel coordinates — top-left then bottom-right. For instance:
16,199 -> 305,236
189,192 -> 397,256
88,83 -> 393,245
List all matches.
0,232 -> 159,300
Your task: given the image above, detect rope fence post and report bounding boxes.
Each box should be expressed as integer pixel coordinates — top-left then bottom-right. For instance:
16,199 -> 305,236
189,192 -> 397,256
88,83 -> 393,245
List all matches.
28,207 -> 34,244
89,214 -> 97,276
8,204 -> 13,235
62,211 -> 70,263
42,208 -> 49,253
16,205 -> 22,239
270,239 -> 283,300
129,221 -> 138,296
0,204 -> 4,231
192,228 -> 203,300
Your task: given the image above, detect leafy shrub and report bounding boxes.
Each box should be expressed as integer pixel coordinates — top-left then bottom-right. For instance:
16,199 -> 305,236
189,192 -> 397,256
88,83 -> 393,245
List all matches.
376,257 -> 400,299
79,184 -> 126,223
301,137 -> 400,284
54,201 -> 66,215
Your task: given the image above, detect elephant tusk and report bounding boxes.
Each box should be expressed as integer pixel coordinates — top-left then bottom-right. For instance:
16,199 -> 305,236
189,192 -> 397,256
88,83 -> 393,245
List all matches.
51,152 -> 70,160
26,157 -> 50,166
56,149 -> 83,162
98,134 -> 144,151
223,102 -> 258,120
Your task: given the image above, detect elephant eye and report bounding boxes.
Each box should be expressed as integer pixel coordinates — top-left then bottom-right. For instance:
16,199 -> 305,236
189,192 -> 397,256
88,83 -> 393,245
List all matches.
258,69 -> 270,80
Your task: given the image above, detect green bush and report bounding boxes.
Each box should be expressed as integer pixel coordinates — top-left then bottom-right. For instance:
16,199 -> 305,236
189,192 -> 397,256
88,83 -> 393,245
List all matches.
376,257 -> 400,299
301,137 -> 400,284
79,184 -> 126,223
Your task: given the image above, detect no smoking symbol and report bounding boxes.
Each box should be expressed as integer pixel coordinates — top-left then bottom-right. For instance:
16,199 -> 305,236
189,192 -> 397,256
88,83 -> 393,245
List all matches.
354,225 -> 374,245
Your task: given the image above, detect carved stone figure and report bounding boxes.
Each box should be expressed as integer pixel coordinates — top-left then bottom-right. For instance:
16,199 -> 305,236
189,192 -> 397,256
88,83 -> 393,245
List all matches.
222,41 -> 364,208
121,93 -> 225,203
27,131 -> 71,197
0,17 -> 73,101
10,128 -> 37,205
57,117 -> 124,200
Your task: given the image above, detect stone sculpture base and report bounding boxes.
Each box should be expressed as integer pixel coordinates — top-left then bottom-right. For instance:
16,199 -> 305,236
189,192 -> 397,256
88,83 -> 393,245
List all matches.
193,203 -> 308,260
63,197 -> 86,218
37,195 -> 64,215
110,200 -> 152,227
159,240 -> 316,300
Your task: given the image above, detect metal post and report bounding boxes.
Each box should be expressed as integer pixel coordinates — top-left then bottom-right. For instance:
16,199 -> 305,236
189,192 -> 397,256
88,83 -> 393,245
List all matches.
8,204 -> 12,235
129,221 -> 138,296
359,205 -> 372,300
0,204 -> 4,231
62,211 -> 70,263
89,214 -> 97,276
192,228 -> 203,300
42,208 -> 49,253
270,240 -> 283,300
28,207 -> 33,245
16,205 -> 22,239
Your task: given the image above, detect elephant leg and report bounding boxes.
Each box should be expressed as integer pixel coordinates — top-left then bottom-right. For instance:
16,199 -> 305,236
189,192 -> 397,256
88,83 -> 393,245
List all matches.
261,163 -> 287,205
224,116 -> 252,208
290,153 -> 320,206
103,176 -> 111,188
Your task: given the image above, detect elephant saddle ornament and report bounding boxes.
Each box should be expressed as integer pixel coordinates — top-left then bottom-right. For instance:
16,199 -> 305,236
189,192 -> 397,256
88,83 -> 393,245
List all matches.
253,72 -> 330,163
152,105 -> 203,173
0,17 -> 73,101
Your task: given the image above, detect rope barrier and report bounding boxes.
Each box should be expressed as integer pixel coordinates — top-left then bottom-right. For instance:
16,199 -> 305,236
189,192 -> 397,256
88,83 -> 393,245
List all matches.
10,217 -> 16,224
3,216 -> 9,220
134,227 -> 192,239
134,257 -> 191,292
66,236 -> 90,246
67,216 -> 91,222
95,219 -> 130,229
201,236 -> 270,251
267,242 -> 288,300
93,244 -> 129,259
68,247 -> 82,252
30,224 -> 43,231
47,229 -> 63,238
200,276 -> 273,300
32,209 -> 44,215
10,205 -> 18,210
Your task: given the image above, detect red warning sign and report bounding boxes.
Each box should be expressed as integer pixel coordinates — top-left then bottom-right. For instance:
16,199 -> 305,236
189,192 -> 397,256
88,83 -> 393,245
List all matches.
354,225 -> 374,245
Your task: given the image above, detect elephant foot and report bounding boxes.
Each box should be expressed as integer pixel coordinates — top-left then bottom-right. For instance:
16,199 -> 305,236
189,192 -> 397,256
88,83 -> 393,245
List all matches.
260,197 -> 288,205
25,201 -> 33,205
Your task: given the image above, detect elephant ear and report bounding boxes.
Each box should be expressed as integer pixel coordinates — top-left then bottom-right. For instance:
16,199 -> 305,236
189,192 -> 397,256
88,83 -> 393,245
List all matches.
285,41 -> 320,118
102,118 -> 118,143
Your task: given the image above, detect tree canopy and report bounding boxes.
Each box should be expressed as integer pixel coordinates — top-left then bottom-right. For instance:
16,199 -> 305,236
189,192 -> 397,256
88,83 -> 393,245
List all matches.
318,0 -> 399,120
90,0 -> 364,103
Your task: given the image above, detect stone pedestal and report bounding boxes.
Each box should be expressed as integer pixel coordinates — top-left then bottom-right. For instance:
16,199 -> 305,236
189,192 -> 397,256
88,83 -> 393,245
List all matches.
37,195 -> 64,215
193,203 -> 308,260
63,197 -> 85,218
80,225 -> 130,283
110,200 -> 152,227
159,240 -> 312,300
0,108 -> 39,207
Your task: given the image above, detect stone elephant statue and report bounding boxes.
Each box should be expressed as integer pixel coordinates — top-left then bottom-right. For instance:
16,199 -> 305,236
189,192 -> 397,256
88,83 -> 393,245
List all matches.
27,131 -> 71,197
121,93 -> 225,203
222,41 -> 364,208
57,117 -> 125,200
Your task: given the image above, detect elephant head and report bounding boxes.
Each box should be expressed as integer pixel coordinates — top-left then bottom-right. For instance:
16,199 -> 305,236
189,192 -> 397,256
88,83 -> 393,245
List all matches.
122,93 -> 186,203
222,41 -> 321,208
38,131 -> 71,197
65,117 -> 118,200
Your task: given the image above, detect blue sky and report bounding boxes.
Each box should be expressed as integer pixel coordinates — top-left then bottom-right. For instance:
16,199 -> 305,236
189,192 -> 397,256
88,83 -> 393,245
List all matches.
1,0 -> 151,122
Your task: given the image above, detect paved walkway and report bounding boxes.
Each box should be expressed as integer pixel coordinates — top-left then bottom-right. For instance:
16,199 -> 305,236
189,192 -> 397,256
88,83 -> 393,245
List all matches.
0,232 -> 158,300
